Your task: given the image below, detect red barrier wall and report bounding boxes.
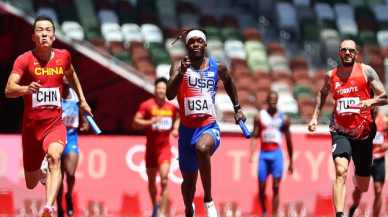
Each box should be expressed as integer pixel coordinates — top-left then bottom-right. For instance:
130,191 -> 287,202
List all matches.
0,134 -> 387,215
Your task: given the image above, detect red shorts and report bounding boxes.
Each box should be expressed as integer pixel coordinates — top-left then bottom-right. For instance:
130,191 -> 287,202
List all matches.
145,145 -> 171,168
22,114 -> 66,172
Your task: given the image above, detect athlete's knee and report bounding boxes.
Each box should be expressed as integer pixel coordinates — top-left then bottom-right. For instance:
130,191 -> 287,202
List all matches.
272,183 -> 280,195
374,184 -> 383,196
160,177 -> 168,188
358,184 -> 369,192
26,181 -> 38,190
335,165 -> 348,178
195,141 -> 212,156
47,153 -> 62,170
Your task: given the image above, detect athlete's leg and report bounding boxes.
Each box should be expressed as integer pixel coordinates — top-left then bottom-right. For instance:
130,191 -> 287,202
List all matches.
56,167 -> 65,217
159,163 -> 170,217
45,142 -> 64,207
257,154 -> 269,215
63,152 -> 78,216
270,149 -> 284,217
24,169 -> 45,189
146,167 -> 159,210
348,187 -> 362,217
258,182 -> 267,214
181,172 -> 198,216
333,157 -> 349,213
195,133 -> 215,202
352,136 -> 373,192
272,179 -> 281,217
63,153 -> 78,196
372,181 -> 383,217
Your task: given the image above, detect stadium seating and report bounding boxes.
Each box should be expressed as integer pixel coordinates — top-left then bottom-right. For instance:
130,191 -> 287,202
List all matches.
14,0 -> 388,123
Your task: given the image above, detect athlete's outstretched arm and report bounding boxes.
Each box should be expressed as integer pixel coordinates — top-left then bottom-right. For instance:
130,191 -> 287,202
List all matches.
218,62 -> 238,106
166,60 -> 185,100
5,73 -> 41,98
308,70 -> 332,131
364,65 -> 388,106
132,113 -> 159,130
249,114 -> 261,162
218,61 -> 247,124
283,115 -> 293,174
64,65 -> 92,116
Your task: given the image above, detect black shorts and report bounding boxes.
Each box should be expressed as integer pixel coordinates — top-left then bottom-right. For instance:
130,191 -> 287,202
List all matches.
371,157 -> 385,183
331,132 -> 374,177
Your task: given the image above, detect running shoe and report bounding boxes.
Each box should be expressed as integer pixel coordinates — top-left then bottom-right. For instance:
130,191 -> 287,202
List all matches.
348,205 -> 357,217
57,208 -> 64,217
42,206 -> 56,217
40,157 -> 48,186
204,201 -> 219,217
66,193 -> 74,216
151,203 -> 160,217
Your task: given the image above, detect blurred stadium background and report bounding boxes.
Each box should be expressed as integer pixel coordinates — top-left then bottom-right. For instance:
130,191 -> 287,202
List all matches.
0,0 -> 388,216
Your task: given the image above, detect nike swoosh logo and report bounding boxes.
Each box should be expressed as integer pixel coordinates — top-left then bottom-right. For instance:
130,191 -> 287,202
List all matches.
34,62 -> 39,65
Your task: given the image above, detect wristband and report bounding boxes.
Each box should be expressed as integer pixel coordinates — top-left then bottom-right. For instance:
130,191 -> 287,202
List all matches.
234,104 -> 241,112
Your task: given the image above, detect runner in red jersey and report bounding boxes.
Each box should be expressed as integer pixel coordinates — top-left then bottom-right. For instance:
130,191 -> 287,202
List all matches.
348,109 -> 388,217
308,40 -> 388,217
4,15 -> 92,217
133,77 -> 180,217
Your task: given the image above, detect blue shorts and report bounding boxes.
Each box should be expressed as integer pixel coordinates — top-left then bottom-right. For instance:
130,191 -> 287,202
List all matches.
178,122 -> 221,173
258,148 -> 284,182
62,129 -> 79,159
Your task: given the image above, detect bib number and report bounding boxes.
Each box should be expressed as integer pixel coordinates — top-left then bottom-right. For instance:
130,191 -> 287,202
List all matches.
336,97 -> 360,115
261,129 -> 281,144
184,97 -> 214,117
373,132 -> 384,145
32,87 -> 61,109
63,114 -> 79,128
152,117 -> 172,131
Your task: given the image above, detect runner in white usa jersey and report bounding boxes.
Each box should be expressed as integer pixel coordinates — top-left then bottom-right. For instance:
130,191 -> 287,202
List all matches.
166,28 -> 247,217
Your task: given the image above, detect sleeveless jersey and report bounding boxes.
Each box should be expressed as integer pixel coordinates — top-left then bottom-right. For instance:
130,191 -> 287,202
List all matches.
136,98 -> 178,150
259,110 -> 284,151
373,113 -> 386,159
62,88 -> 79,129
329,63 -> 375,140
177,57 -> 218,128
11,49 -> 72,120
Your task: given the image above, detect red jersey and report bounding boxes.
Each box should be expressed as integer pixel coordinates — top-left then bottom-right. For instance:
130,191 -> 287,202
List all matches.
372,114 -> 386,159
136,98 -> 178,151
11,49 -> 72,120
329,63 -> 375,139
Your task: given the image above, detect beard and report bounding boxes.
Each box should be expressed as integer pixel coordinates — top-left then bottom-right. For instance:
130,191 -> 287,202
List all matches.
341,56 -> 355,67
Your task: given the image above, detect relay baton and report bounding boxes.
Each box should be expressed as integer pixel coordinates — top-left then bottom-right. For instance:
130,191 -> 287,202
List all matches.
84,113 -> 101,135
348,104 -> 375,110
239,120 -> 251,139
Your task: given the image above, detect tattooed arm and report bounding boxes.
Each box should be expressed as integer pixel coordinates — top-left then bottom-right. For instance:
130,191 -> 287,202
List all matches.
308,70 -> 332,131
364,64 -> 388,106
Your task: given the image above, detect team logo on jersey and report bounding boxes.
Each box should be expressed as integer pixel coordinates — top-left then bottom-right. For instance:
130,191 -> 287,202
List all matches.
34,62 -> 40,65
332,143 -> 337,152
211,129 -> 220,141
35,67 -> 64,75
56,59 -> 63,65
188,76 -> 216,89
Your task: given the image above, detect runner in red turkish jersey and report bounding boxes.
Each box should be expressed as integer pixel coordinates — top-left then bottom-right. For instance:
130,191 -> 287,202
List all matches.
133,77 -> 180,217
4,15 -> 92,217
308,40 -> 388,217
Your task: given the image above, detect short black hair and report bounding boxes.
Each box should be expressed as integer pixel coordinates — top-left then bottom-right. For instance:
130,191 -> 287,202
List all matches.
33,15 -> 55,33
155,77 -> 168,86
